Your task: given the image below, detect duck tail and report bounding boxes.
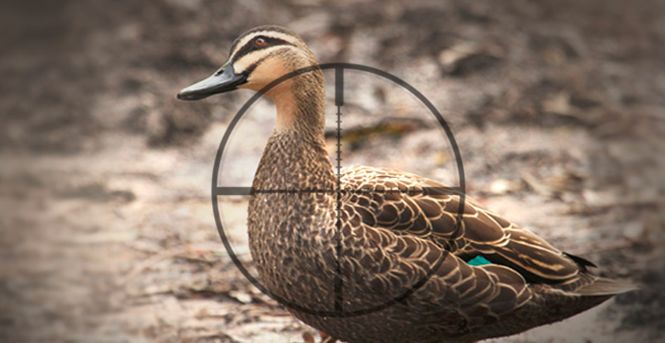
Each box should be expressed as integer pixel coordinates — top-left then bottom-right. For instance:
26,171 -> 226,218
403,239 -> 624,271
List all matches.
574,277 -> 638,296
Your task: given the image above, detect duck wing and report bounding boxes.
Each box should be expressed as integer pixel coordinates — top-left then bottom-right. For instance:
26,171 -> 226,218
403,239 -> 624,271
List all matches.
341,166 -> 586,285
341,223 -> 533,330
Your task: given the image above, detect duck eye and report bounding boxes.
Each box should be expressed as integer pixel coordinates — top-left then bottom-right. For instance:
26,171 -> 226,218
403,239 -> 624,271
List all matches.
255,38 -> 268,47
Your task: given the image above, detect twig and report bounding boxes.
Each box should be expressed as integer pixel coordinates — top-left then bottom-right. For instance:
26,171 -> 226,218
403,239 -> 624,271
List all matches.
120,242 -> 221,284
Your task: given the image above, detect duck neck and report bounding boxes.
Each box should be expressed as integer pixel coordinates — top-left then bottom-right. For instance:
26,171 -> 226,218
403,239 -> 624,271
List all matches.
273,73 -> 326,137
253,72 -> 335,191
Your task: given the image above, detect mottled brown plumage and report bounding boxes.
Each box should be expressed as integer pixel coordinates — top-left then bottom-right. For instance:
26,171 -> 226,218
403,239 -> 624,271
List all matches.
179,25 -> 635,343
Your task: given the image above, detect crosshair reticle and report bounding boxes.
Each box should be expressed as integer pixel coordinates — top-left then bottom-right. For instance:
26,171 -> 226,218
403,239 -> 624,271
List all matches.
212,63 -> 466,317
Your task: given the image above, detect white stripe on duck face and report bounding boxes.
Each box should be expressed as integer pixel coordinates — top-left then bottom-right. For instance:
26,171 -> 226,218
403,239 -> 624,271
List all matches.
232,45 -> 293,74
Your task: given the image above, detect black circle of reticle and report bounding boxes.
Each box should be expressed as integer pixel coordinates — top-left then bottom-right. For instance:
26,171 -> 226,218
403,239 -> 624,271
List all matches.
211,63 -> 466,317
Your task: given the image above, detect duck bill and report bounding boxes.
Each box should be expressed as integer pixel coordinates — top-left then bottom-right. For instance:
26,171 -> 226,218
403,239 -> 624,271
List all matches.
177,64 -> 247,101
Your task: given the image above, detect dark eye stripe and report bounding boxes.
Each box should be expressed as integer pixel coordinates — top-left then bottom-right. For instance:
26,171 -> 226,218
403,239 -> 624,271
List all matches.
244,55 -> 270,75
231,36 -> 293,62
229,26 -> 295,54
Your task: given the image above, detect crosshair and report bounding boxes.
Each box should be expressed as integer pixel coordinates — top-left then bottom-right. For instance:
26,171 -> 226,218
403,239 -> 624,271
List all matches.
212,63 -> 466,317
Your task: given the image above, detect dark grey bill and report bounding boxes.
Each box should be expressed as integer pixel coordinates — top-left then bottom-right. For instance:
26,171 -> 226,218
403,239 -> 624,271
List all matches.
177,64 -> 247,100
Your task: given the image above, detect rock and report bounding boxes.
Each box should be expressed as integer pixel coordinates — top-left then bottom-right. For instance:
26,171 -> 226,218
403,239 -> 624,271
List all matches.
489,178 -> 520,195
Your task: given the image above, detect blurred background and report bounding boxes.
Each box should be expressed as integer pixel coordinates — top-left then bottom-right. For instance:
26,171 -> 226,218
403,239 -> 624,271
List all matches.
1,0 -> 664,342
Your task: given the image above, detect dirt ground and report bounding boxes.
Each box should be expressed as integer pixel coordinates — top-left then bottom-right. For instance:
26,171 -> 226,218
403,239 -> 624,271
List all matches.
1,1 -> 664,342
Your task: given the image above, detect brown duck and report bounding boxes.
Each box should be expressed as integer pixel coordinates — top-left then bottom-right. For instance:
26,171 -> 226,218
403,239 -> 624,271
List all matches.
178,25 -> 634,343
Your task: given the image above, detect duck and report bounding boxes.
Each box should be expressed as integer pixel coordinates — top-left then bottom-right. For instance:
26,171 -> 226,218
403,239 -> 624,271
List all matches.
177,25 -> 634,343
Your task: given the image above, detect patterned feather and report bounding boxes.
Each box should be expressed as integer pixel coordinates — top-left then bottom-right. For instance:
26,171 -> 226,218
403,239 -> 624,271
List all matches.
182,25 -> 636,343
341,166 -> 583,284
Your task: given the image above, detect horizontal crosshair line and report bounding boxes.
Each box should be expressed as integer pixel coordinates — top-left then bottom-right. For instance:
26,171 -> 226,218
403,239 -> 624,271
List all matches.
214,186 -> 463,196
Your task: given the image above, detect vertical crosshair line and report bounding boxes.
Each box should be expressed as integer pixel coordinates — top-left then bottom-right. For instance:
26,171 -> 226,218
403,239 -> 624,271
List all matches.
334,66 -> 344,313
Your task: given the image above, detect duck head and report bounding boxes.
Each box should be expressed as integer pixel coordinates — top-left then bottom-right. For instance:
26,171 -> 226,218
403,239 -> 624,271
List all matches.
177,25 -> 319,101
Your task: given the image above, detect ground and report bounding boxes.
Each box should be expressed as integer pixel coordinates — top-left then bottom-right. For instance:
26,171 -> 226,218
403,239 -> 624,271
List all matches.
1,0 -> 664,342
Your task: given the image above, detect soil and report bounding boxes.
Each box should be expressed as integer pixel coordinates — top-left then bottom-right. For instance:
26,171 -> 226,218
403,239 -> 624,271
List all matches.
1,0 -> 664,342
